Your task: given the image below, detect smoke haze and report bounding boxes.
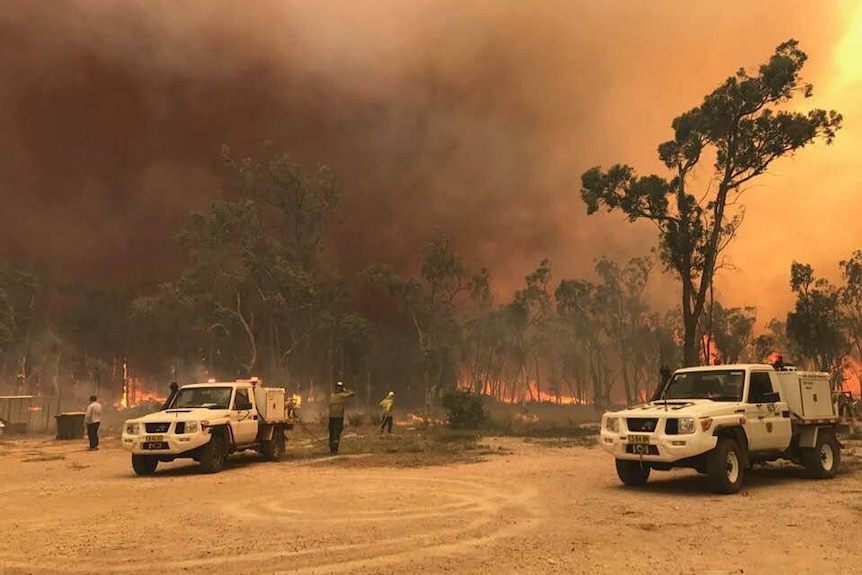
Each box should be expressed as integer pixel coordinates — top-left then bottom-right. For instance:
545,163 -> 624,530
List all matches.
0,0 -> 857,323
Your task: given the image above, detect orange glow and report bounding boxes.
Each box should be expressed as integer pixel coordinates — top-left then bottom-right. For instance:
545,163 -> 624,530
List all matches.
464,379 -> 589,405
832,1 -> 862,90
115,379 -> 165,410
396,413 -> 445,427
840,356 -> 862,396
702,336 -> 721,365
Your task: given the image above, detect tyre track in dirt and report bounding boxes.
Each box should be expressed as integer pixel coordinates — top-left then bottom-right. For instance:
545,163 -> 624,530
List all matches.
0,471 -> 544,575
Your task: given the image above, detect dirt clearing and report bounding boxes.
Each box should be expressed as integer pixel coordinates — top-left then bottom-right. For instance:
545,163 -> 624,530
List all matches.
1,434 -> 862,575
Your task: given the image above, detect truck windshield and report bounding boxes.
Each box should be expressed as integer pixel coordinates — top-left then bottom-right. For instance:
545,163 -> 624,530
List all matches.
658,370 -> 744,402
169,387 -> 233,409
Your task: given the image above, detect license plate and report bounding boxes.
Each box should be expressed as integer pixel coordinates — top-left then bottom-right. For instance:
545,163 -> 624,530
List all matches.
143,442 -> 169,450
145,435 -> 164,442
627,434 -> 650,444
627,443 -> 656,455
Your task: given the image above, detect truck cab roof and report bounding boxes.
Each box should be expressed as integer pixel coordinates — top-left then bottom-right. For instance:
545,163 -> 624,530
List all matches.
674,364 -> 776,373
180,381 -> 253,389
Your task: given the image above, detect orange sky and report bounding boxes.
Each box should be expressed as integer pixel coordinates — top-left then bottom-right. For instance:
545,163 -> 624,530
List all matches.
716,0 -> 862,324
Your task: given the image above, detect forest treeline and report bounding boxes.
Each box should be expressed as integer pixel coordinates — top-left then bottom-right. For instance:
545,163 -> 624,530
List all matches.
0,39 -> 854,410
0,147 -> 858,410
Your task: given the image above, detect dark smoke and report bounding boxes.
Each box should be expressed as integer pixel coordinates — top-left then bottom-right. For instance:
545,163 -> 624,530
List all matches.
0,1 -> 846,306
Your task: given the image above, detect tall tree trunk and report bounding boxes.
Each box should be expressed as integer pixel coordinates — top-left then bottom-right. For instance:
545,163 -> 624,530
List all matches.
522,363 -> 533,402
533,355 -> 542,402
53,348 -> 62,414
366,369 -> 372,414
620,361 -> 633,405
683,314 -> 699,367
588,343 -> 602,408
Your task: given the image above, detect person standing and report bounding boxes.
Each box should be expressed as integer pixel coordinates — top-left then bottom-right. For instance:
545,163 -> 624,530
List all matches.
84,394 -> 102,451
378,391 -> 394,434
328,381 -> 355,455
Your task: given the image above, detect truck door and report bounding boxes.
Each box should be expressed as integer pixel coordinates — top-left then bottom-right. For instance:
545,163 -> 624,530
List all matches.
745,371 -> 791,451
231,387 -> 259,445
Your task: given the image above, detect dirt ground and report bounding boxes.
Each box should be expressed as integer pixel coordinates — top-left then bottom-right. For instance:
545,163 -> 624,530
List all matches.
2,432 -> 862,575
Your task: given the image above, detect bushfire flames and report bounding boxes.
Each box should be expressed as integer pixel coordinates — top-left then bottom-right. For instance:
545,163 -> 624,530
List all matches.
840,356 -> 862,396
116,386 -> 166,410
474,380 -> 589,405
462,350 -> 862,408
396,413 -> 446,427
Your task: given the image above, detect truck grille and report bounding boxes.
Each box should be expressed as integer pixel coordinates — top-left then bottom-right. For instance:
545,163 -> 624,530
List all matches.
626,417 -> 658,432
145,422 -> 171,433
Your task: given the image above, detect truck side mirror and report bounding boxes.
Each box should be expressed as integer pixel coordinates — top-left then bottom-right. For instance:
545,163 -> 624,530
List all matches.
763,391 -> 780,403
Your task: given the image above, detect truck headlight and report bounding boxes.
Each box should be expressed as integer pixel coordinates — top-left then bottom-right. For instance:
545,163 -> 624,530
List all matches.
605,417 -> 620,432
184,421 -> 199,434
125,422 -> 139,435
678,417 -> 696,434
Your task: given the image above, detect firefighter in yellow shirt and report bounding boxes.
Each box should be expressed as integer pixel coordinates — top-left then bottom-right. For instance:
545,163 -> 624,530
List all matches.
328,381 -> 355,454
378,391 -> 394,434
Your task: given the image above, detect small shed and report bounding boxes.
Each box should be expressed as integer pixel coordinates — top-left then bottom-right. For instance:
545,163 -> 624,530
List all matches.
0,396 -> 58,434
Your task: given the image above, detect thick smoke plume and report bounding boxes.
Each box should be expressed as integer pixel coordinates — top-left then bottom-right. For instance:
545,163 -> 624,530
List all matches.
0,0 -> 855,319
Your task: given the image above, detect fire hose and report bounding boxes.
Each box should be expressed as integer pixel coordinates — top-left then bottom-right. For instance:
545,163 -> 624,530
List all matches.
297,418 -> 327,445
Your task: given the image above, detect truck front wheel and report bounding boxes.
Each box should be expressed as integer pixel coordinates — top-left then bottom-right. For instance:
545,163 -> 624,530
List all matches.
615,459 -> 650,486
801,430 -> 840,479
198,435 -> 227,474
707,437 -> 745,494
261,425 -> 286,461
132,454 -> 158,476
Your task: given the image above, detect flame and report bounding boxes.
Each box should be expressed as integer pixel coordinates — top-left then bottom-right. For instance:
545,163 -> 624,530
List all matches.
396,413 -> 445,427
514,412 -> 539,424
115,382 -> 166,410
290,394 -> 302,407
840,356 -> 862,396
468,379 -> 589,405
701,334 -> 722,364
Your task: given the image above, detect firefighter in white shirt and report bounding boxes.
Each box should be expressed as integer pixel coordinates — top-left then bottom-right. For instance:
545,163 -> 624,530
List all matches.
85,395 -> 102,451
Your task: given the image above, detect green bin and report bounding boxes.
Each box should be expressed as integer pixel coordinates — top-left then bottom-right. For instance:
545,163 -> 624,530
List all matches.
55,412 -> 86,440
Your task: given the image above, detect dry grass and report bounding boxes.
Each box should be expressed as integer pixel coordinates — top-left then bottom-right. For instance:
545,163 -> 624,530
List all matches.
283,419 -> 596,468
523,435 -> 599,449
286,423 -> 506,468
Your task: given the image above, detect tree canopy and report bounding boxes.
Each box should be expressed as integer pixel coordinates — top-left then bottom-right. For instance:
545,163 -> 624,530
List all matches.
580,40 -> 842,366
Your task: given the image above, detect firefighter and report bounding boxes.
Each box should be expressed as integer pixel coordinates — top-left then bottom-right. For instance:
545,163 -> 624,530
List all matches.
328,381 -> 355,455
84,394 -> 102,451
378,391 -> 395,434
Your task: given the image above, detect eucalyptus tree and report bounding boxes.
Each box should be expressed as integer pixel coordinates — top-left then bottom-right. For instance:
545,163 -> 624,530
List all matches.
366,237 -> 484,412
580,40 -> 841,366
786,261 -> 847,374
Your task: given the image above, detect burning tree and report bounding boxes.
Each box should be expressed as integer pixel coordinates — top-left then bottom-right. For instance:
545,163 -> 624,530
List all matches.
579,39 -> 842,366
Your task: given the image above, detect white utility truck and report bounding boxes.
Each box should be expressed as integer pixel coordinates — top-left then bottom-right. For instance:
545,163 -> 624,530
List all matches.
600,361 -> 846,494
121,378 -> 294,476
